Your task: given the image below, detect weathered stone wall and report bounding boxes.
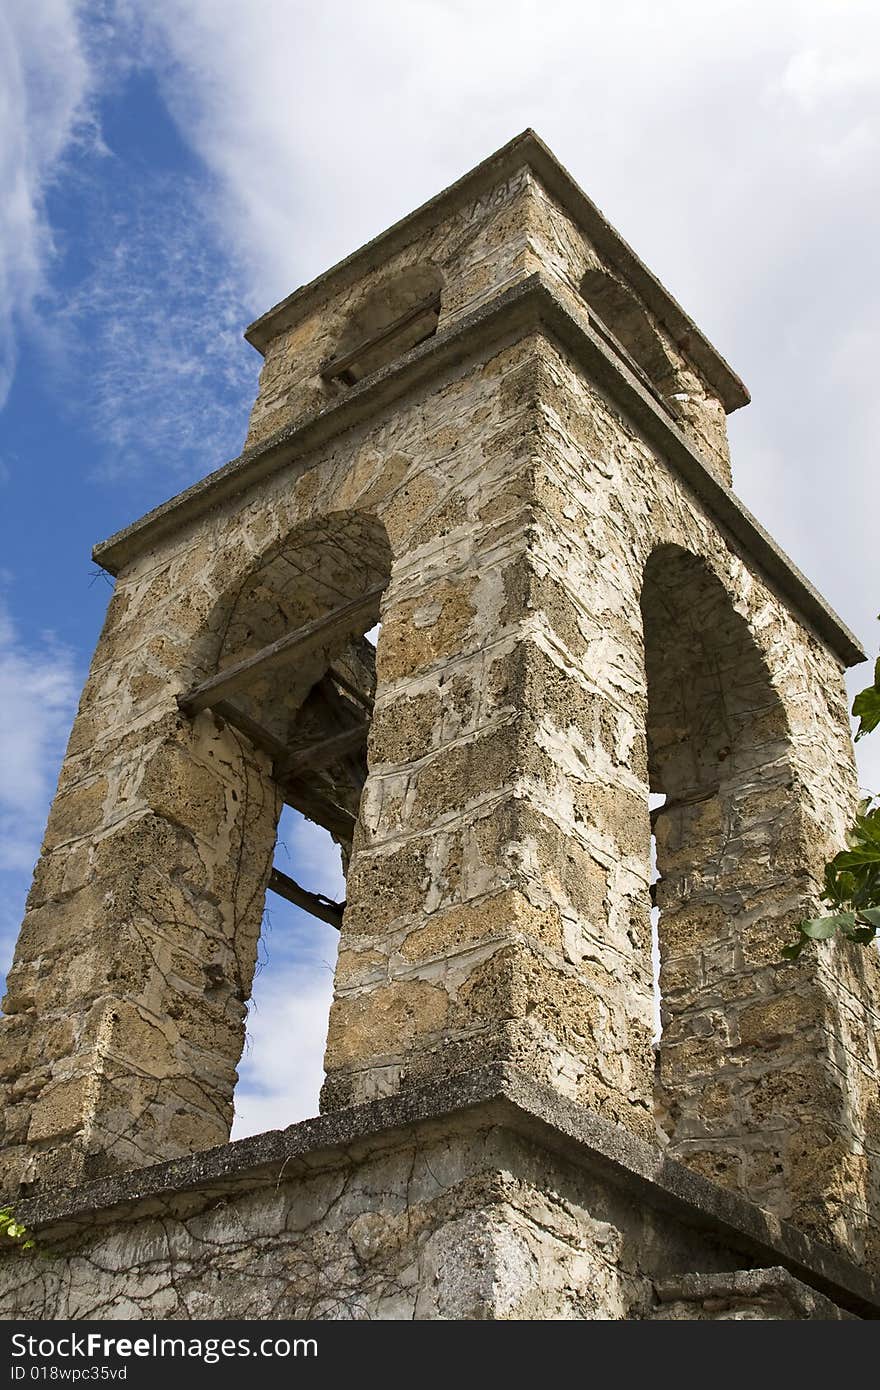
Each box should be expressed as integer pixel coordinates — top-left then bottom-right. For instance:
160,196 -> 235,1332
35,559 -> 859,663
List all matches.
651,1269 -> 855,1320
528,332 -> 880,1266
1,1118 -> 694,1321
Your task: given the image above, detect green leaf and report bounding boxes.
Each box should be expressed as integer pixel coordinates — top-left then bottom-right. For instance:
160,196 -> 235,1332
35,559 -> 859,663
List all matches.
781,940 -> 806,960
801,912 -> 857,940
854,810 -> 880,847
832,848 -> 880,869
853,682 -> 880,740
857,906 -> 880,929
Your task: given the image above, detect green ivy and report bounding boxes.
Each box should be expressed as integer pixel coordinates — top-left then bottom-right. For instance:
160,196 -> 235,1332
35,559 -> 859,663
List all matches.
784,617 -> 880,959
853,655 -> 880,742
0,1207 -> 35,1252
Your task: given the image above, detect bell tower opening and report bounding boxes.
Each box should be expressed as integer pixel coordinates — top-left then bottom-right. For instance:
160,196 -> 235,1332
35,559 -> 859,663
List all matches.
231,615 -> 384,1136
177,510 -> 392,1140
641,544 -> 801,1203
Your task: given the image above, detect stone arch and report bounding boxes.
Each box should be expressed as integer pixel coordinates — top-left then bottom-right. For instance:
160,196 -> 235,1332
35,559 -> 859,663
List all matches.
326,263 -> 445,386
210,508 -> 392,778
580,266 -> 677,394
641,543 -> 816,1211
63,506 -> 393,1180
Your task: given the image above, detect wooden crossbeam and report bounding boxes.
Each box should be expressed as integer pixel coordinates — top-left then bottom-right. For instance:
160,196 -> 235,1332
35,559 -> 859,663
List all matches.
282,779 -> 357,843
327,665 -> 373,714
200,696 -> 361,842
316,674 -> 372,791
177,584 -> 385,715
321,292 -> 441,384
214,698 -> 366,782
268,867 -> 344,930
276,724 -> 367,782
209,699 -> 291,762
649,790 -> 714,827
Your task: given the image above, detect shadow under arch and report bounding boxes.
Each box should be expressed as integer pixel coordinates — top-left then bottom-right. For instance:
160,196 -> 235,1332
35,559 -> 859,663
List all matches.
212,510 -> 391,786
580,266 -> 677,394
326,262 -> 445,387
641,543 -> 809,1205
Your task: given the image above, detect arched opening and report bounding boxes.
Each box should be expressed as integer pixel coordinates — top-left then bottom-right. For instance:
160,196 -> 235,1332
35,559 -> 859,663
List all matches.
580,267 -> 677,401
642,544 -> 801,1204
178,510 -> 392,1138
323,263 -> 444,387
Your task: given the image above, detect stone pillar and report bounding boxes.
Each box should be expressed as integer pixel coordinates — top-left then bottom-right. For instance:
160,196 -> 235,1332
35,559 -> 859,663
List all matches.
322,342 -> 658,1141
0,574 -> 280,1193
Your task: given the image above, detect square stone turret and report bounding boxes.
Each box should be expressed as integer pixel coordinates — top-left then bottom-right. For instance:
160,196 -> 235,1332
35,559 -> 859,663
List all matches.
2,132 -> 878,1319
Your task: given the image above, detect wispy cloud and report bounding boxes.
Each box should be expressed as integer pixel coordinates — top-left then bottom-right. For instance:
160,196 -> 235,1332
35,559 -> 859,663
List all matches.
0,595 -> 79,874
0,593 -> 80,978
0,0 -> 93,406
51,168 -> 259,481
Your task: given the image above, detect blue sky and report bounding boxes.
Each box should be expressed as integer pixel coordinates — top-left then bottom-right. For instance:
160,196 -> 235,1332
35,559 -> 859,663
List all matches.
2,0 -> 879,1137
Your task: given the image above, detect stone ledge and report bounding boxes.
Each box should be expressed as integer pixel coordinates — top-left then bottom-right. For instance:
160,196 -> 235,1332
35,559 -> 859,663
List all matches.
653,1267 -> 855,1320
8,1063 -> 880,1319
93,273 -> 863,666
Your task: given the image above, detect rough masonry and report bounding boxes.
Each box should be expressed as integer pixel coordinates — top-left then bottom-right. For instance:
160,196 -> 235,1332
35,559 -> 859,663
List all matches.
1,131 -> 879,1319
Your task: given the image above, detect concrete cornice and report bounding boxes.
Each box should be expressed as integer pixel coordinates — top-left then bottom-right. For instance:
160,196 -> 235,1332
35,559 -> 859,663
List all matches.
94,273 -> 865,668
244,130 -> 749,415
11,1064 -> 880,1319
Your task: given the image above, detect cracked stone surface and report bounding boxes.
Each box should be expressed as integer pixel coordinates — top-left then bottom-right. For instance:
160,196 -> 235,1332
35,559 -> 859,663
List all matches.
1,1080 -> 875,1320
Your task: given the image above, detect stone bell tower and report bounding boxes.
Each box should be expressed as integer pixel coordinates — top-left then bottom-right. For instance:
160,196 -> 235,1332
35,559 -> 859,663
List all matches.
2,132 -> 879,1320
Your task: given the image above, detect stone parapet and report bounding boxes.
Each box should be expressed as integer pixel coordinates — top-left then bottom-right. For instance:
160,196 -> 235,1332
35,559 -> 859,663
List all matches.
1,1068 -> 876,1320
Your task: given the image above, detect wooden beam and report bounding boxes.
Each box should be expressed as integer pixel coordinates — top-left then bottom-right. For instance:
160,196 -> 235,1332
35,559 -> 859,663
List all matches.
178,584 -> 385,715
268,867 -> 344,930
321,292 -> 440,383
277,724 -> 367,781
649,790 -> 715,827
209,699 -> 291,762
196,697 -> 362,839
326,665 -> 373,714
318,675 -> 372,789
282,779 -> 357,843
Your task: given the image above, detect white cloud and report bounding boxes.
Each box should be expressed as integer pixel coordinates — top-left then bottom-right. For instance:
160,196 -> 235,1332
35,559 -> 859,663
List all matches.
0,0 -> 93,405
51,169 -> 259,480
0,593 -> 80,982
777,44 -> 880,113
231,947 -> 337,1139
0,596 -> 79,875
232,810 -> 342,1135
